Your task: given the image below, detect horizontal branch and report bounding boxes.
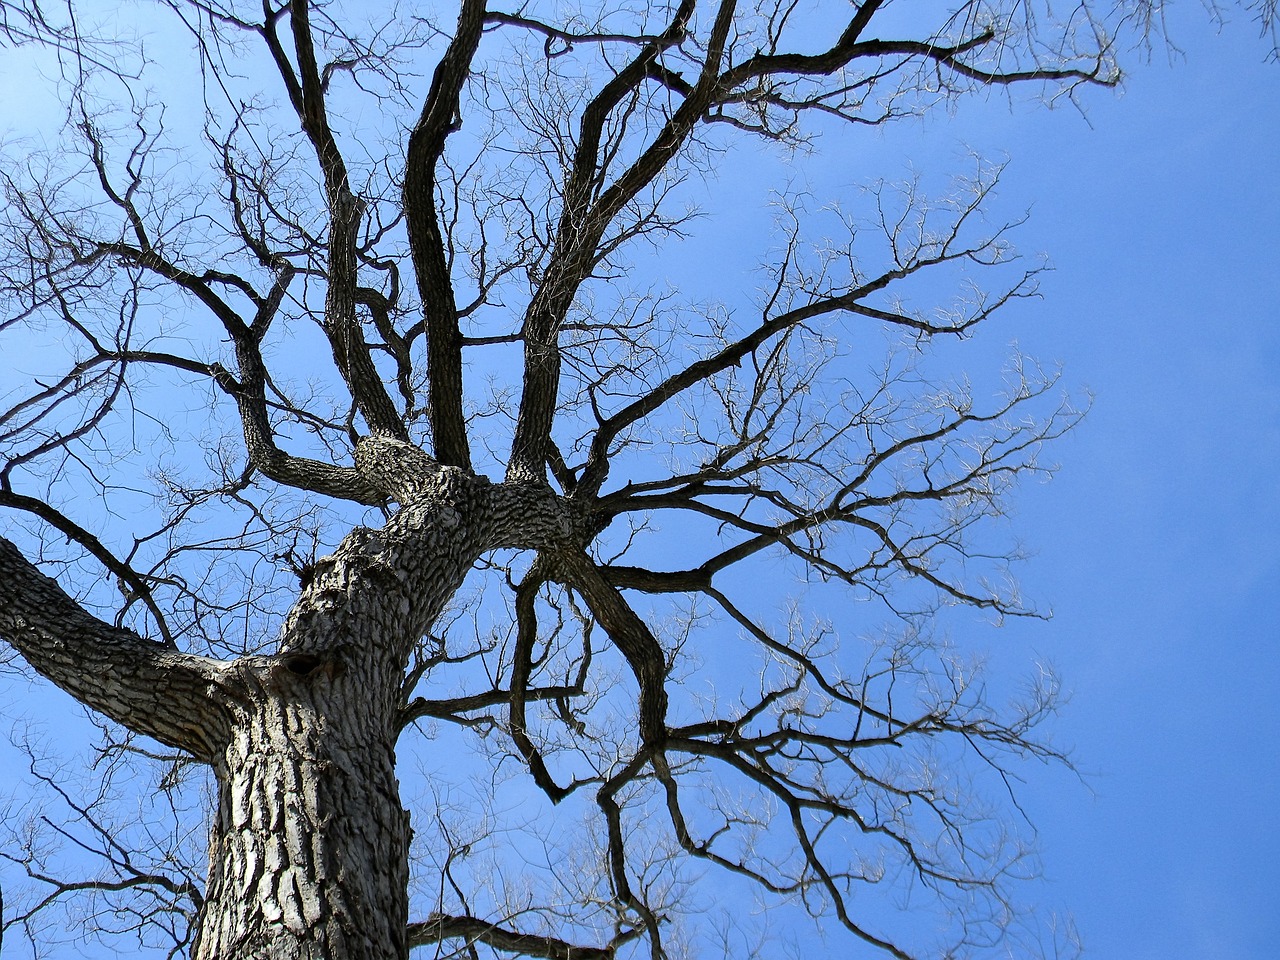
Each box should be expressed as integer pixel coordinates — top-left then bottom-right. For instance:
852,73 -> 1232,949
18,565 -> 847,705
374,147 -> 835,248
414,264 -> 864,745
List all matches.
408,912 -> 628,960
398,681 -> 583,730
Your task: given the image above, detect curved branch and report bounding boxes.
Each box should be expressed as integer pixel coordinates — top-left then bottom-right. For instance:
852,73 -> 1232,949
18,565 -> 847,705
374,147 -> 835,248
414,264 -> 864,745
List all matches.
555,551 -> 668,749
508,560 -> 573,801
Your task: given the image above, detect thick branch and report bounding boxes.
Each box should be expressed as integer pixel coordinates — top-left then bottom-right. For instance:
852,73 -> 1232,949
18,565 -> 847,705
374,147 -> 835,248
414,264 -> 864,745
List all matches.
0,538 -> 232,759
506,0 -> 697,482
263,0 -> 406,438
230,337 -> 387,504
554,551 -> 667,748
404,0 -> 487,468
408,912 -> 624,960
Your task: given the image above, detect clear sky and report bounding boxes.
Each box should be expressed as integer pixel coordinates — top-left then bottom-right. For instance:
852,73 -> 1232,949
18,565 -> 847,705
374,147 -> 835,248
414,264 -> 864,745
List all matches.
0,4 -> 1276,959
933,12 -> 1280,960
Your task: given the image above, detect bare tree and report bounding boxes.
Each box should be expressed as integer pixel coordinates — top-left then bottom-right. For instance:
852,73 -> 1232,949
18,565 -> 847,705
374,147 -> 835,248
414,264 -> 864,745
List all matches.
0,2 -> 1269,958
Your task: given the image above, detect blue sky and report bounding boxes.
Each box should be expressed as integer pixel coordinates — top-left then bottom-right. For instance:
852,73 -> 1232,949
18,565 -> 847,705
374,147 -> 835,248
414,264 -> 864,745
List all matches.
942,14 -> 1280,960
0,4 -> 1276,959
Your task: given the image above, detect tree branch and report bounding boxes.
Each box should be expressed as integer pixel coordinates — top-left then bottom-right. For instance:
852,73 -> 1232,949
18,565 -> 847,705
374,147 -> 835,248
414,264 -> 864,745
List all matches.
408,911 -> 635,960
0,537 -> 233,759
404,0 -> 487,468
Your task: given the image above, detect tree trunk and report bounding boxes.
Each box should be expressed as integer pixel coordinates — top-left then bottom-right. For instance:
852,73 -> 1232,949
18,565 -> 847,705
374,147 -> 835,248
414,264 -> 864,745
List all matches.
187,446 -> 572,959
192,476 -> 484,959
194,663 -> 411,960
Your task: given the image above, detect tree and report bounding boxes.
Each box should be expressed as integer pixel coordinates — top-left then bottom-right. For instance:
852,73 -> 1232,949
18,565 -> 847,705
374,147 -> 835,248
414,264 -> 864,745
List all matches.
0,2 -> 1269,958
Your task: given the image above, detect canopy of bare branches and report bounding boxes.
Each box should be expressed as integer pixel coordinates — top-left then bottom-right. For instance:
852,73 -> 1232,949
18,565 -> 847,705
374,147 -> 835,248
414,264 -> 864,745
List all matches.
0,1 -> 1272,958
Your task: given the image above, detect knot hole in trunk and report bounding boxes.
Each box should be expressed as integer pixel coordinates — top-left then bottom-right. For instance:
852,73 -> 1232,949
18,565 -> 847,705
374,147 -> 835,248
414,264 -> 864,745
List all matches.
270,652 -> 345,688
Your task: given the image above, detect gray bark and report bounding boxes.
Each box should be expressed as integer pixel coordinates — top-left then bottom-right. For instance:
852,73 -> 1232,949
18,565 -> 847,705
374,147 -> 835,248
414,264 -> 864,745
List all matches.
195,676 -> 411,960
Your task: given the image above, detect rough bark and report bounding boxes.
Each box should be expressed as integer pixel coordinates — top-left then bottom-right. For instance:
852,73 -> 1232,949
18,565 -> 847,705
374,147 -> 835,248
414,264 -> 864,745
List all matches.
0,538 -> 232,759
188,444 -> 573,960
194,669 -> 412,960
